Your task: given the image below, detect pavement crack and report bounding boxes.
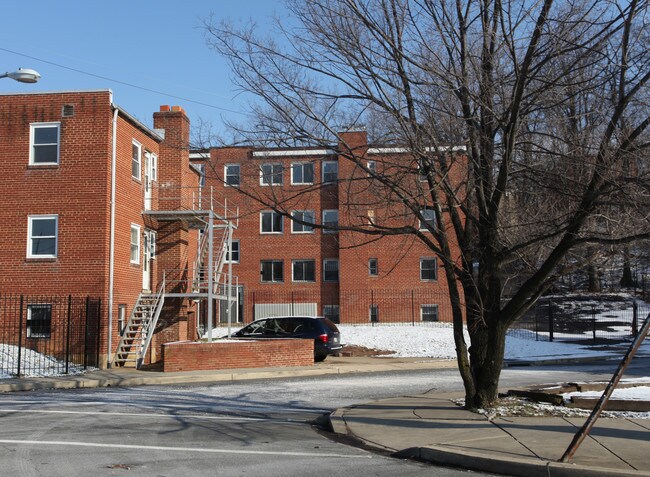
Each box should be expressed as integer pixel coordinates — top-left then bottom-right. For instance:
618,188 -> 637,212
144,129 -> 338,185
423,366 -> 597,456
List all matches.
489,419 -> 542,460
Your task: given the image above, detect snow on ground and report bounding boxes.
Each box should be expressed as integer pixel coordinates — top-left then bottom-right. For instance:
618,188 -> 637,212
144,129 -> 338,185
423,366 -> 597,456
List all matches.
0,344 -> 91,379
337,324 -> 623,360
564,386 -> 650,401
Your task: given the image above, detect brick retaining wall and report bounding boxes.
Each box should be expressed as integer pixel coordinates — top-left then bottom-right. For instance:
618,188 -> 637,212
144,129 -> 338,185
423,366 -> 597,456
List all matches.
162,338 -> 314,372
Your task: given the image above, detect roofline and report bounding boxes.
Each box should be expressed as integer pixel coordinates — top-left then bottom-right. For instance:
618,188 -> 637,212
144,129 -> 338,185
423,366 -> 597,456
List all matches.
112,103 -> 163,142
0,88 -> 113,97
367,146 -> 467,154
252,149 -> 337,158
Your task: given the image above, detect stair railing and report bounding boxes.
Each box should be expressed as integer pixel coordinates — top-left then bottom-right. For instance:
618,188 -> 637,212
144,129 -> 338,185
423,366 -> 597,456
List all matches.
137,273 -> 166,368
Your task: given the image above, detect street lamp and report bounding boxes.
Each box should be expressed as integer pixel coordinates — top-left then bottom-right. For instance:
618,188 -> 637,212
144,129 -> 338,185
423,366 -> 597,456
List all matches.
0,68 -> 41,84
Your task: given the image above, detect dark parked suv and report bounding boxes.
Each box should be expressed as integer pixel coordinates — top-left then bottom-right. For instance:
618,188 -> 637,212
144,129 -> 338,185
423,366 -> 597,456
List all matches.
231,316 -> 342,362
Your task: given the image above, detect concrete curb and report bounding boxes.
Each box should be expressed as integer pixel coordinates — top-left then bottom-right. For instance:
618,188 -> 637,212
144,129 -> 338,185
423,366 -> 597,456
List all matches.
400,446 -> 650,477
504,356 -> 615,367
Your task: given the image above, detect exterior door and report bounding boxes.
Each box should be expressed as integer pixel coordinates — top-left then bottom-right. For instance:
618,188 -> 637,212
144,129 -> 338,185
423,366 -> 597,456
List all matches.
144,153 -> 152,211
142,230 -> 155,291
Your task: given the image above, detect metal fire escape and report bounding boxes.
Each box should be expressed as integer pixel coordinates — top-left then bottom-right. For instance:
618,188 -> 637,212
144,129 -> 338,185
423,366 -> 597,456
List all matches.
113,186 -> 238,368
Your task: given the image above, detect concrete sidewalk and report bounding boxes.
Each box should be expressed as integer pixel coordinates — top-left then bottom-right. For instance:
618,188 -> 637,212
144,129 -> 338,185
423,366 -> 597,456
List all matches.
0,356 -> 456,393
330,392 -> 650,477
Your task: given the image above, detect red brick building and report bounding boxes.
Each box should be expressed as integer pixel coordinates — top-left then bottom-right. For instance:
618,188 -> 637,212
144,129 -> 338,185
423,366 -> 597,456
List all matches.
0,90 -> 226,368
194,130 -> 463,326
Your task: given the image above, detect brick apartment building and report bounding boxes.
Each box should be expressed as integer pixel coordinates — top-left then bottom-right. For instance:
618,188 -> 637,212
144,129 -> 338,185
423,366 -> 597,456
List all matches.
0,89 -> 461,370
0,90 -> 235,368
193,130 -> 463,326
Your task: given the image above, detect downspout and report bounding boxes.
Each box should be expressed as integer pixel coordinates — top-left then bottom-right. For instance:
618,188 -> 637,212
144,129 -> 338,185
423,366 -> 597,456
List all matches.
108,106 -> 118,367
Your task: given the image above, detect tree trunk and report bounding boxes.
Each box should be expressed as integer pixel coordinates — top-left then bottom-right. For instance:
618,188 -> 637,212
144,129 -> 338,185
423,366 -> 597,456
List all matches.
587,265 -> 601,292
464,317 -> 507,409
620,246 -> 635,288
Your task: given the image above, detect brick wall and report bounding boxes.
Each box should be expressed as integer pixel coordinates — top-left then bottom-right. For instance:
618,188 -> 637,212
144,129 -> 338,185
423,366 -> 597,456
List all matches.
196,132 -> 465,325
161,338 -> 314,372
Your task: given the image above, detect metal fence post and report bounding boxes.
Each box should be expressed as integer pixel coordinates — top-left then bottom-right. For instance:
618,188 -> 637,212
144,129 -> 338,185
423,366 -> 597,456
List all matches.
83,296 -> 90,369
548,300 -> 554,342
632,301 -> 638,337
65,295 -> 72,374
17,295 -> 24,377
96,299 -> 102,368
411,290 -> 415,326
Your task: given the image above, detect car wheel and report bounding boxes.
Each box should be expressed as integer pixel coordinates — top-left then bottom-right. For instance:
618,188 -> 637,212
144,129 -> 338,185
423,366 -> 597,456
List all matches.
314,353 -> 327,363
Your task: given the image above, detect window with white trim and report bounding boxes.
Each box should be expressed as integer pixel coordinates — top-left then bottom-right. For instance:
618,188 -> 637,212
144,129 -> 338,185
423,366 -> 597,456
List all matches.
260,211 -> 283,234
27,304 -> 52,338
421,304 -> 439,322
130,224 -> 141,264
30,123 -> 60,165
420,257 -> 437,281
225,164 -> 240,186
27,215 -> 58,258
225,240 -> 240,263
291,210 -> 315,233
419,208 -> 436,231
367,160 -> 376,175
260,163 -> 283,185
132,141 -> 142,180
323,259 -> 339,282
261,260 -> 283,282
292,259 -> 316,282
322,161 -> 338,184
291,162 -> 314,184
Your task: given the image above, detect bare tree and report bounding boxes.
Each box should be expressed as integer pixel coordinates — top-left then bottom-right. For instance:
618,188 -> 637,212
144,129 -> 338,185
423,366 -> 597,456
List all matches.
204,0 -> 650,408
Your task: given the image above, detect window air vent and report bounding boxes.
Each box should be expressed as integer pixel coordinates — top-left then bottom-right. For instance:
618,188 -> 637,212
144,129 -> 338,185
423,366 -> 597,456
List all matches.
62,105 -> 75,117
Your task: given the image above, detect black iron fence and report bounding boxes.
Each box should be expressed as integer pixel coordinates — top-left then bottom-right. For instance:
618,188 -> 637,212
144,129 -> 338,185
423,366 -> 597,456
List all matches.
509,295 -> 648,343
0,295 -> 102,377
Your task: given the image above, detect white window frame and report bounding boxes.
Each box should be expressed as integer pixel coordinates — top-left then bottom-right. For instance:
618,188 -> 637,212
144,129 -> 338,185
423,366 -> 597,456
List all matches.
291,210 -> 315,234
323,258 -> 339,282
322,161 -> 338,184
27,214 -> 58,259
132,140 -> 142,180
260,211 -> 283,234
130,224 -> 141,264
367,160 -> 376,175
420,257 -> 438,281
292,259 -> 316,282
225,239 -> 240,263
261,259 -> 283,283
291,162 -> 314,185
29,122 -> 61,166
419,208 -> 436,231
260,163 -> 283,186
26,304 -> 52,338
421,304 -> 439,322
322,209 -> 339,233
224,164 -> 240,187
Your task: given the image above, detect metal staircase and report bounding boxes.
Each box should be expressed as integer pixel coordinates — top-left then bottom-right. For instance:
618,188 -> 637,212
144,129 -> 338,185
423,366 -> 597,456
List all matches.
113,277 -> 165,368
192,224 -> 232,295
